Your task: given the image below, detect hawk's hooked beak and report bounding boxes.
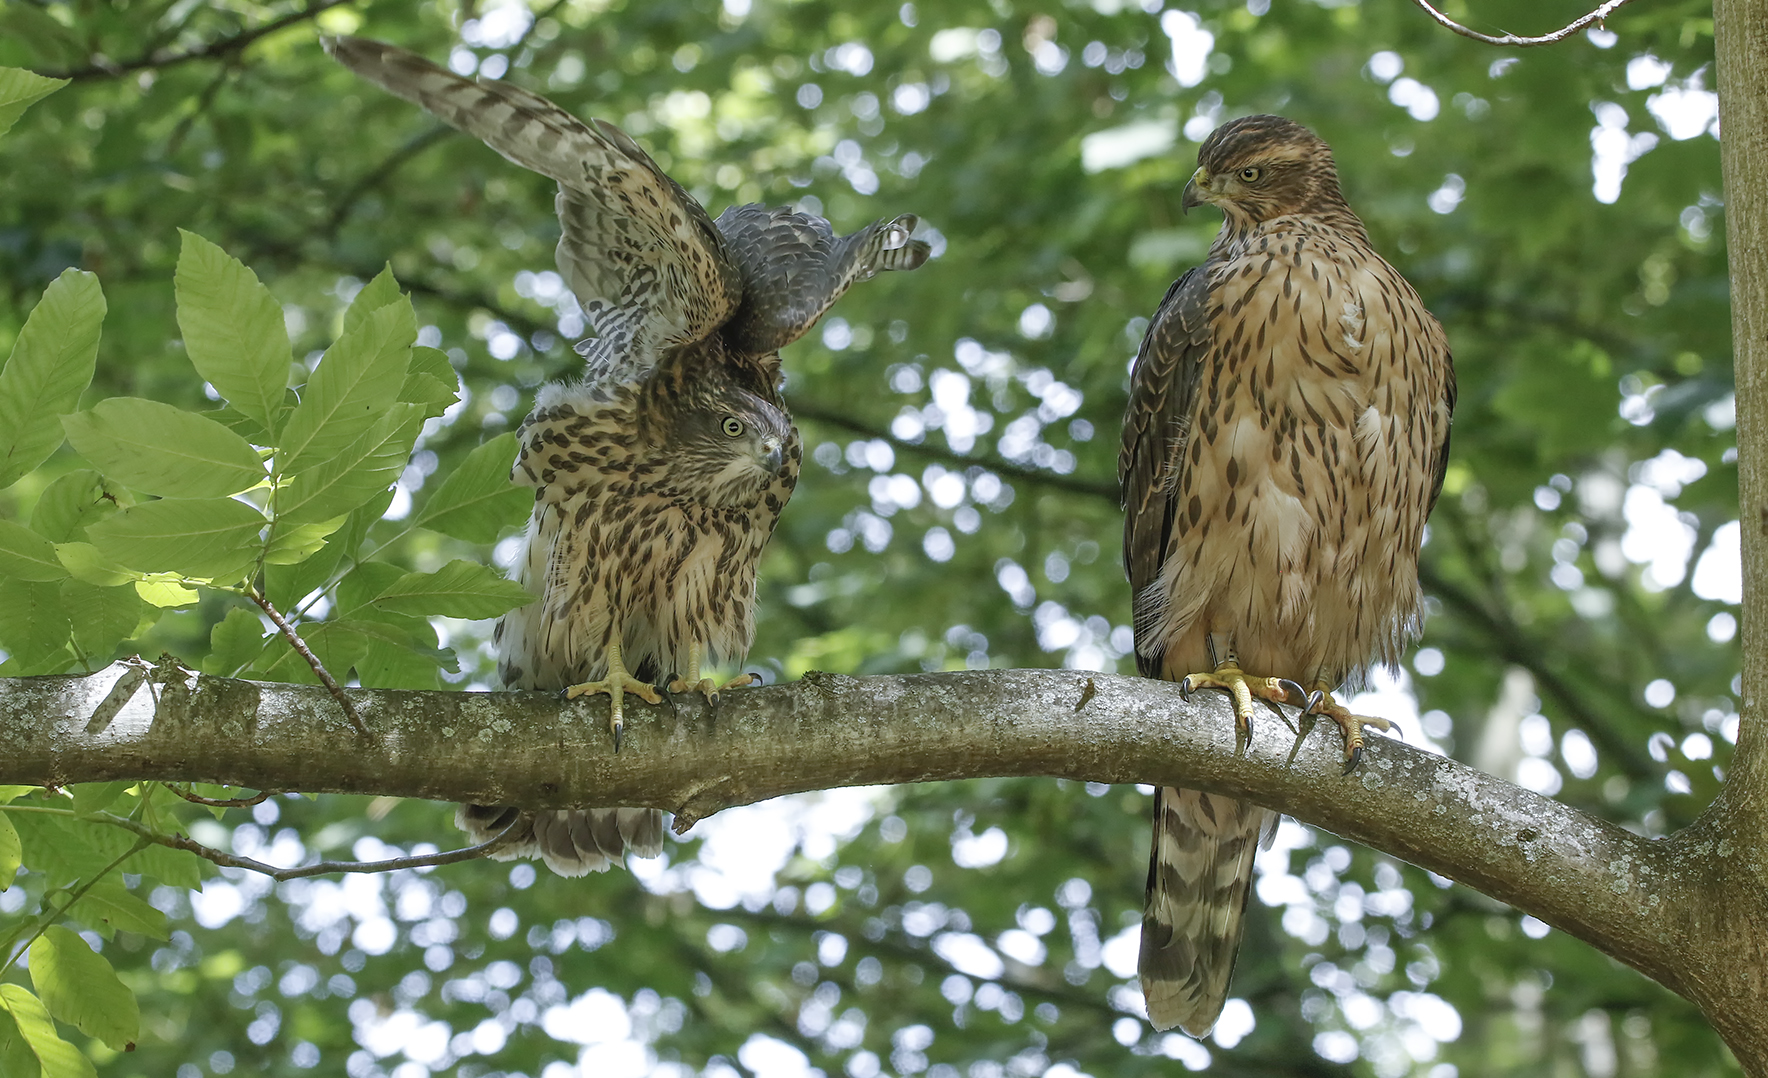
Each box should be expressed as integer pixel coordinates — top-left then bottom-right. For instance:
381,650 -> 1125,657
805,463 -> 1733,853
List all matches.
1181,166 -> 1210,214
761,438 -> 785,474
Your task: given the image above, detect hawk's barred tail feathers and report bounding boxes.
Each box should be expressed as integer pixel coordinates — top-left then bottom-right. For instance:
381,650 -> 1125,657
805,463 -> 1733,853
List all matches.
457,804 -> 665,877
1140,787 -> 1277,1036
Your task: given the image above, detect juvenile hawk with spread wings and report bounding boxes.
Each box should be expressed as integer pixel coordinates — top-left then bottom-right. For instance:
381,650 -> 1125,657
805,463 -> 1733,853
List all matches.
1119,115 -> 1455,1034
327,37 -> 929,876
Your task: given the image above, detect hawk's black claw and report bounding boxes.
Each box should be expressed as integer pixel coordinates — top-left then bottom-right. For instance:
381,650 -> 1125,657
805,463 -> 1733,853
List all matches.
1341,744 -> 1362,775
1276,679 -> 1310,706
613,721 -> 624,754
1179,676 -> 1196,698
1304,690 -> 1327,715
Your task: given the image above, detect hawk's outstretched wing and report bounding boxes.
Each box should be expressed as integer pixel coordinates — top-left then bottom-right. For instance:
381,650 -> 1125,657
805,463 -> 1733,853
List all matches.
324,36 -> 742,375
714,206 -> 931,354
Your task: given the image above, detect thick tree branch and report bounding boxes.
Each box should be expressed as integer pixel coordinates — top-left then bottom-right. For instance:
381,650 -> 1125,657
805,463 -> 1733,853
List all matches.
1,660 -> 1761,1060
1406,0 -> 1637,47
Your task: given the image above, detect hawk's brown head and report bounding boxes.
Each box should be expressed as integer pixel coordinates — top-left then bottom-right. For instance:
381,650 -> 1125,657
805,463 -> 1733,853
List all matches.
1182,115 -> 1353,229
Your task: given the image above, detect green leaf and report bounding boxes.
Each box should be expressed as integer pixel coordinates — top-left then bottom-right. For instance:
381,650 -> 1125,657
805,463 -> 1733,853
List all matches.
342,263 -> 403,335
414,432 -> 530,542
401,346 -> 460,419
173,231 -> 290,439
0,66 -> 67,139
62,397 -> 268,498
9,814 -> 115,885
264,519 -> 348,609
0,579 -> 70,669
254,620 -> 369,684
278,299 -> 416,475
370,558 -> 534,619
63,579 -> 151,657
206,606 -> 268,676
64,881 -> 169,941
29,926 -> 140,1052
133,578 -> 200,608
0,270 -> 105,490
127,841 -> 207,890
0,985 -> 94,1078
0,519 -> 67,582
69,782 -> 133,816
0,1004 -> 40,1078
0,812 -> 20,889
277,402 -> 423,525
29,470 -> 116,543
52,543 -> 135,587
84,497 -> 266,582
263,515 -> 346,565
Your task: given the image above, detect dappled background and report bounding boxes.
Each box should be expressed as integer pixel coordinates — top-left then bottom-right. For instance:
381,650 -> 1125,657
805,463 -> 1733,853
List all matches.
0,0 -> 1740,1073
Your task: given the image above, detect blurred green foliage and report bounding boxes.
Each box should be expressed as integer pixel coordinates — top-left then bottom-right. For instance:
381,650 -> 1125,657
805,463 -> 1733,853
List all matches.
0,0 -> 1742,1074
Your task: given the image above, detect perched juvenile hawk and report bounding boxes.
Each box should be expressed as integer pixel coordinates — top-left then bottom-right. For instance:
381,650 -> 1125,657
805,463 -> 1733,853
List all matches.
327,37 -> 929,875
1119,115 -> 1455,1034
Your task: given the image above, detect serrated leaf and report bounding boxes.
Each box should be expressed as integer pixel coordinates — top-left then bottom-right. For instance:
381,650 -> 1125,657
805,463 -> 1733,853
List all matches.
206,606 -> 268,676
63,579 -> 151,657
279,299 -> 416,475
342,263 -> 403,335
264,515 -> 346,565
174,231 -> 290,438
0,67 -> 67,139
29,926 -> 140,1052
0,579 -> 70,669
62,397 -> 267,498
29,470 -> 116,543
64,881 -> 168,940
415,432 -> 530,542
0,985 -> 94,1078
85,497 -> 266,581
0,812 -> 20,889
277,402 -> 423,525
69,782 -> 132,816
370,559 -> 534,619
0,270 -> 105,490
0,519 -> 67,582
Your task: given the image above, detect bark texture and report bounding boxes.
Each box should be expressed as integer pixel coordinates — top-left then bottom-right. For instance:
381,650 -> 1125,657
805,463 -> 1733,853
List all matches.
0,660 -> 1764,1066
1708,0 -> 1768,1066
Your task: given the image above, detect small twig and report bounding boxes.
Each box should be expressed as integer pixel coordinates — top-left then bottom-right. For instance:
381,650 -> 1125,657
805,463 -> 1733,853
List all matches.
1407,0 -> 1638,47
248,591 -> 370,736
39,0 -> 352,81
792,400 -> 1121,501
98,810 -> 534,881
167,784 -> 275,809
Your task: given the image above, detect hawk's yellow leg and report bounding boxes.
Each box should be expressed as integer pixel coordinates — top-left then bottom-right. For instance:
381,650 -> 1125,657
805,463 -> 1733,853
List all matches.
564,637 -> 661,751
1299,684 -> 1394,774
1179,663 -> 1307,755
667,642 -> 758,705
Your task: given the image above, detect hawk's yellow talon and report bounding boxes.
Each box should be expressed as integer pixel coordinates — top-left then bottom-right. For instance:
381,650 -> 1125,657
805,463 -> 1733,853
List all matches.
1178,662 -> 1298,755
564,638 -> 661,750
1300,685 -> 1393,774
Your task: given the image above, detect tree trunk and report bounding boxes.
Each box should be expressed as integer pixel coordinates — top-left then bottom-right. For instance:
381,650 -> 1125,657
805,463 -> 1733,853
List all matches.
1700,0 -> 1768,1067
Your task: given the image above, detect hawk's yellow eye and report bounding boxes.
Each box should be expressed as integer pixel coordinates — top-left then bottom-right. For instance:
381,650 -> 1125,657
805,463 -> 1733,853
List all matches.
1238,166 -> 1262,183
721,417 -> 746,437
